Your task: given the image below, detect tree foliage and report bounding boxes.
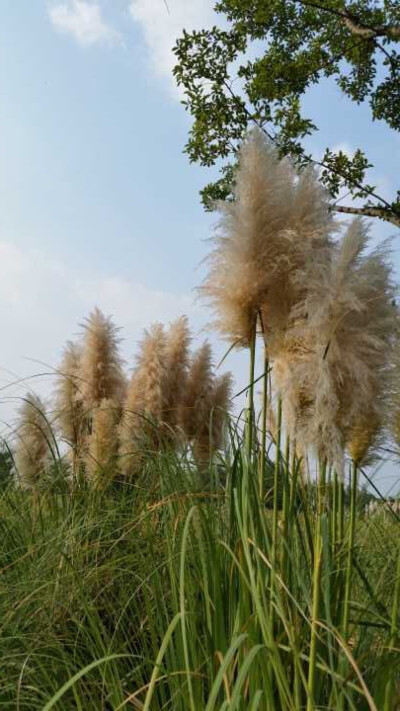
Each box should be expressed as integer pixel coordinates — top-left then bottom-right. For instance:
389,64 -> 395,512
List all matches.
173,0 -> 400,227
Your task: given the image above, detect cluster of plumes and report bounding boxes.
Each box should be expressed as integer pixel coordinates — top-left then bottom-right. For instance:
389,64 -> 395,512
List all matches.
14,310 -> 231,489
201,128 -> 397,471
119,318 -> 232,478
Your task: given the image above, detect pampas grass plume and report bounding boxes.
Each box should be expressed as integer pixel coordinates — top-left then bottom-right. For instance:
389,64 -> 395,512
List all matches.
119,369 -> 144,467
163,316 -> 191,428
118,324 -> 167,477
55,340 -> 84,447
200,128 -> 334,349
276,218 -> 396,469
80,308 -> 126,410
348,410 -> 383,466
135,323 -> 167,419
14,394 -> 54,490
209,372 -> 232,450
86,398 -> 121,488
180,342 -> 214,439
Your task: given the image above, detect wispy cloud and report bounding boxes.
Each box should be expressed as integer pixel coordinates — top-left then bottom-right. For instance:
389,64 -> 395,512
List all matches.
0,241 -> 201,425
331,142 -> 355,159
49,0 -> 120,47
128,0 -> 215,93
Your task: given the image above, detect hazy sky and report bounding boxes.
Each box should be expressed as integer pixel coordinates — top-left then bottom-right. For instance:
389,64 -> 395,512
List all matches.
0,1 -> 399,490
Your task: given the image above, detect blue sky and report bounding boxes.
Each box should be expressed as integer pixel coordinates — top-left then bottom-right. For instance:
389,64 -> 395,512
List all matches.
0,0 -> 399,489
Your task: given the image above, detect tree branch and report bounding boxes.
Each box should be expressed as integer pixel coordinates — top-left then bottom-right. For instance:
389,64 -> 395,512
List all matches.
332,204 -> 400,228
223,79 -> 395,213
292,0 -> 400,40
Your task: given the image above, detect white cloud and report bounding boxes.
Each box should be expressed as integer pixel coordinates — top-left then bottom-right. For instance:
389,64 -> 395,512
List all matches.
128,0 -> 215,92
0,240 -> 248,439
331,142 -> 355,159
49,0 -> 120,47
0,241 -> 201,428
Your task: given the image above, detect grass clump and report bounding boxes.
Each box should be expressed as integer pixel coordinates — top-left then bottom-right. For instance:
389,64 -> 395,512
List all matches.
1,444 -> 399,710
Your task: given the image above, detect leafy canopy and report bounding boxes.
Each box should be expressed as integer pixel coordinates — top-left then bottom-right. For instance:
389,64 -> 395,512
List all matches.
173,0 -> 400,227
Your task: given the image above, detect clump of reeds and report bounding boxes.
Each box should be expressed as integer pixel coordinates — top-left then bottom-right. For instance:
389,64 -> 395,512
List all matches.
54,311 -> 220,485
200,128 -> 336,459
54,308 -> 127,482
199,129 -> 398,710
119,325 -> 231,478
276,219 -> 396,470
14,394 -> 55,490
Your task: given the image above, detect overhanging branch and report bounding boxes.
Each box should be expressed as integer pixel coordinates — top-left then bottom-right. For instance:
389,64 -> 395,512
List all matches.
332,204 -> 400,228
292,0 -> 400,40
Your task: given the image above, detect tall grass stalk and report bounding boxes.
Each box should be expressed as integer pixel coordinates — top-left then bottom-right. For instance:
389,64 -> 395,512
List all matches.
246,325 -> 257,462
337,460 -> 358,711
270,396 -> 282,623
259,349 -> 268,500
332,470 -> 338,552
280,434 -> 290,586
307,459 -> 327,711
343,460 -> 358,638
384,548 -> 400,711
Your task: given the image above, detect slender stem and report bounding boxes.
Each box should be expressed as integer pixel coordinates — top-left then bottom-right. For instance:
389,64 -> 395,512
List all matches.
337,461 -> 358,711
281,434 -> 290,583
259,348 -> 269,500
338,475 -> 344,549
287,450 -> 300,595
246,326 -> 257,463
342,460 -> 358,639
332,470 -> 338,552
384,549 -> 400,711
270,396 -> 282,621
272,398 -> 283,557
307,459 -> 327,711
289,449 -> 299,512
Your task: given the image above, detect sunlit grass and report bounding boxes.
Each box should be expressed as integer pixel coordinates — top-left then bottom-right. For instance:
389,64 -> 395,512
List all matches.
0,433 -> 399,710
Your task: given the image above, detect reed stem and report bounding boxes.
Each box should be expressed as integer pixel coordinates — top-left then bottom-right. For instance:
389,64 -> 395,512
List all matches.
246,326 -> 257,463
259,348 -> 268,500
270,397 -> 282,622
307,459 -> 327,711
384,548 -> 400,711
338,475 -> 344,550
332,470 -> 338,552
281,435 -> 290,582
337,461 -> 358,711
342,460 -> 358,639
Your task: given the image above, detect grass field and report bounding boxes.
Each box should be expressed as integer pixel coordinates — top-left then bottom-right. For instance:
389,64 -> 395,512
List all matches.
1,435 -> 399,711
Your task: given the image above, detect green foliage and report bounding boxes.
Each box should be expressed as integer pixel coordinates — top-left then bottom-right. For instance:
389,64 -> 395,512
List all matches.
0,444 -> 13,491
173,0 -> 400,224
1,439 -> 399,709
